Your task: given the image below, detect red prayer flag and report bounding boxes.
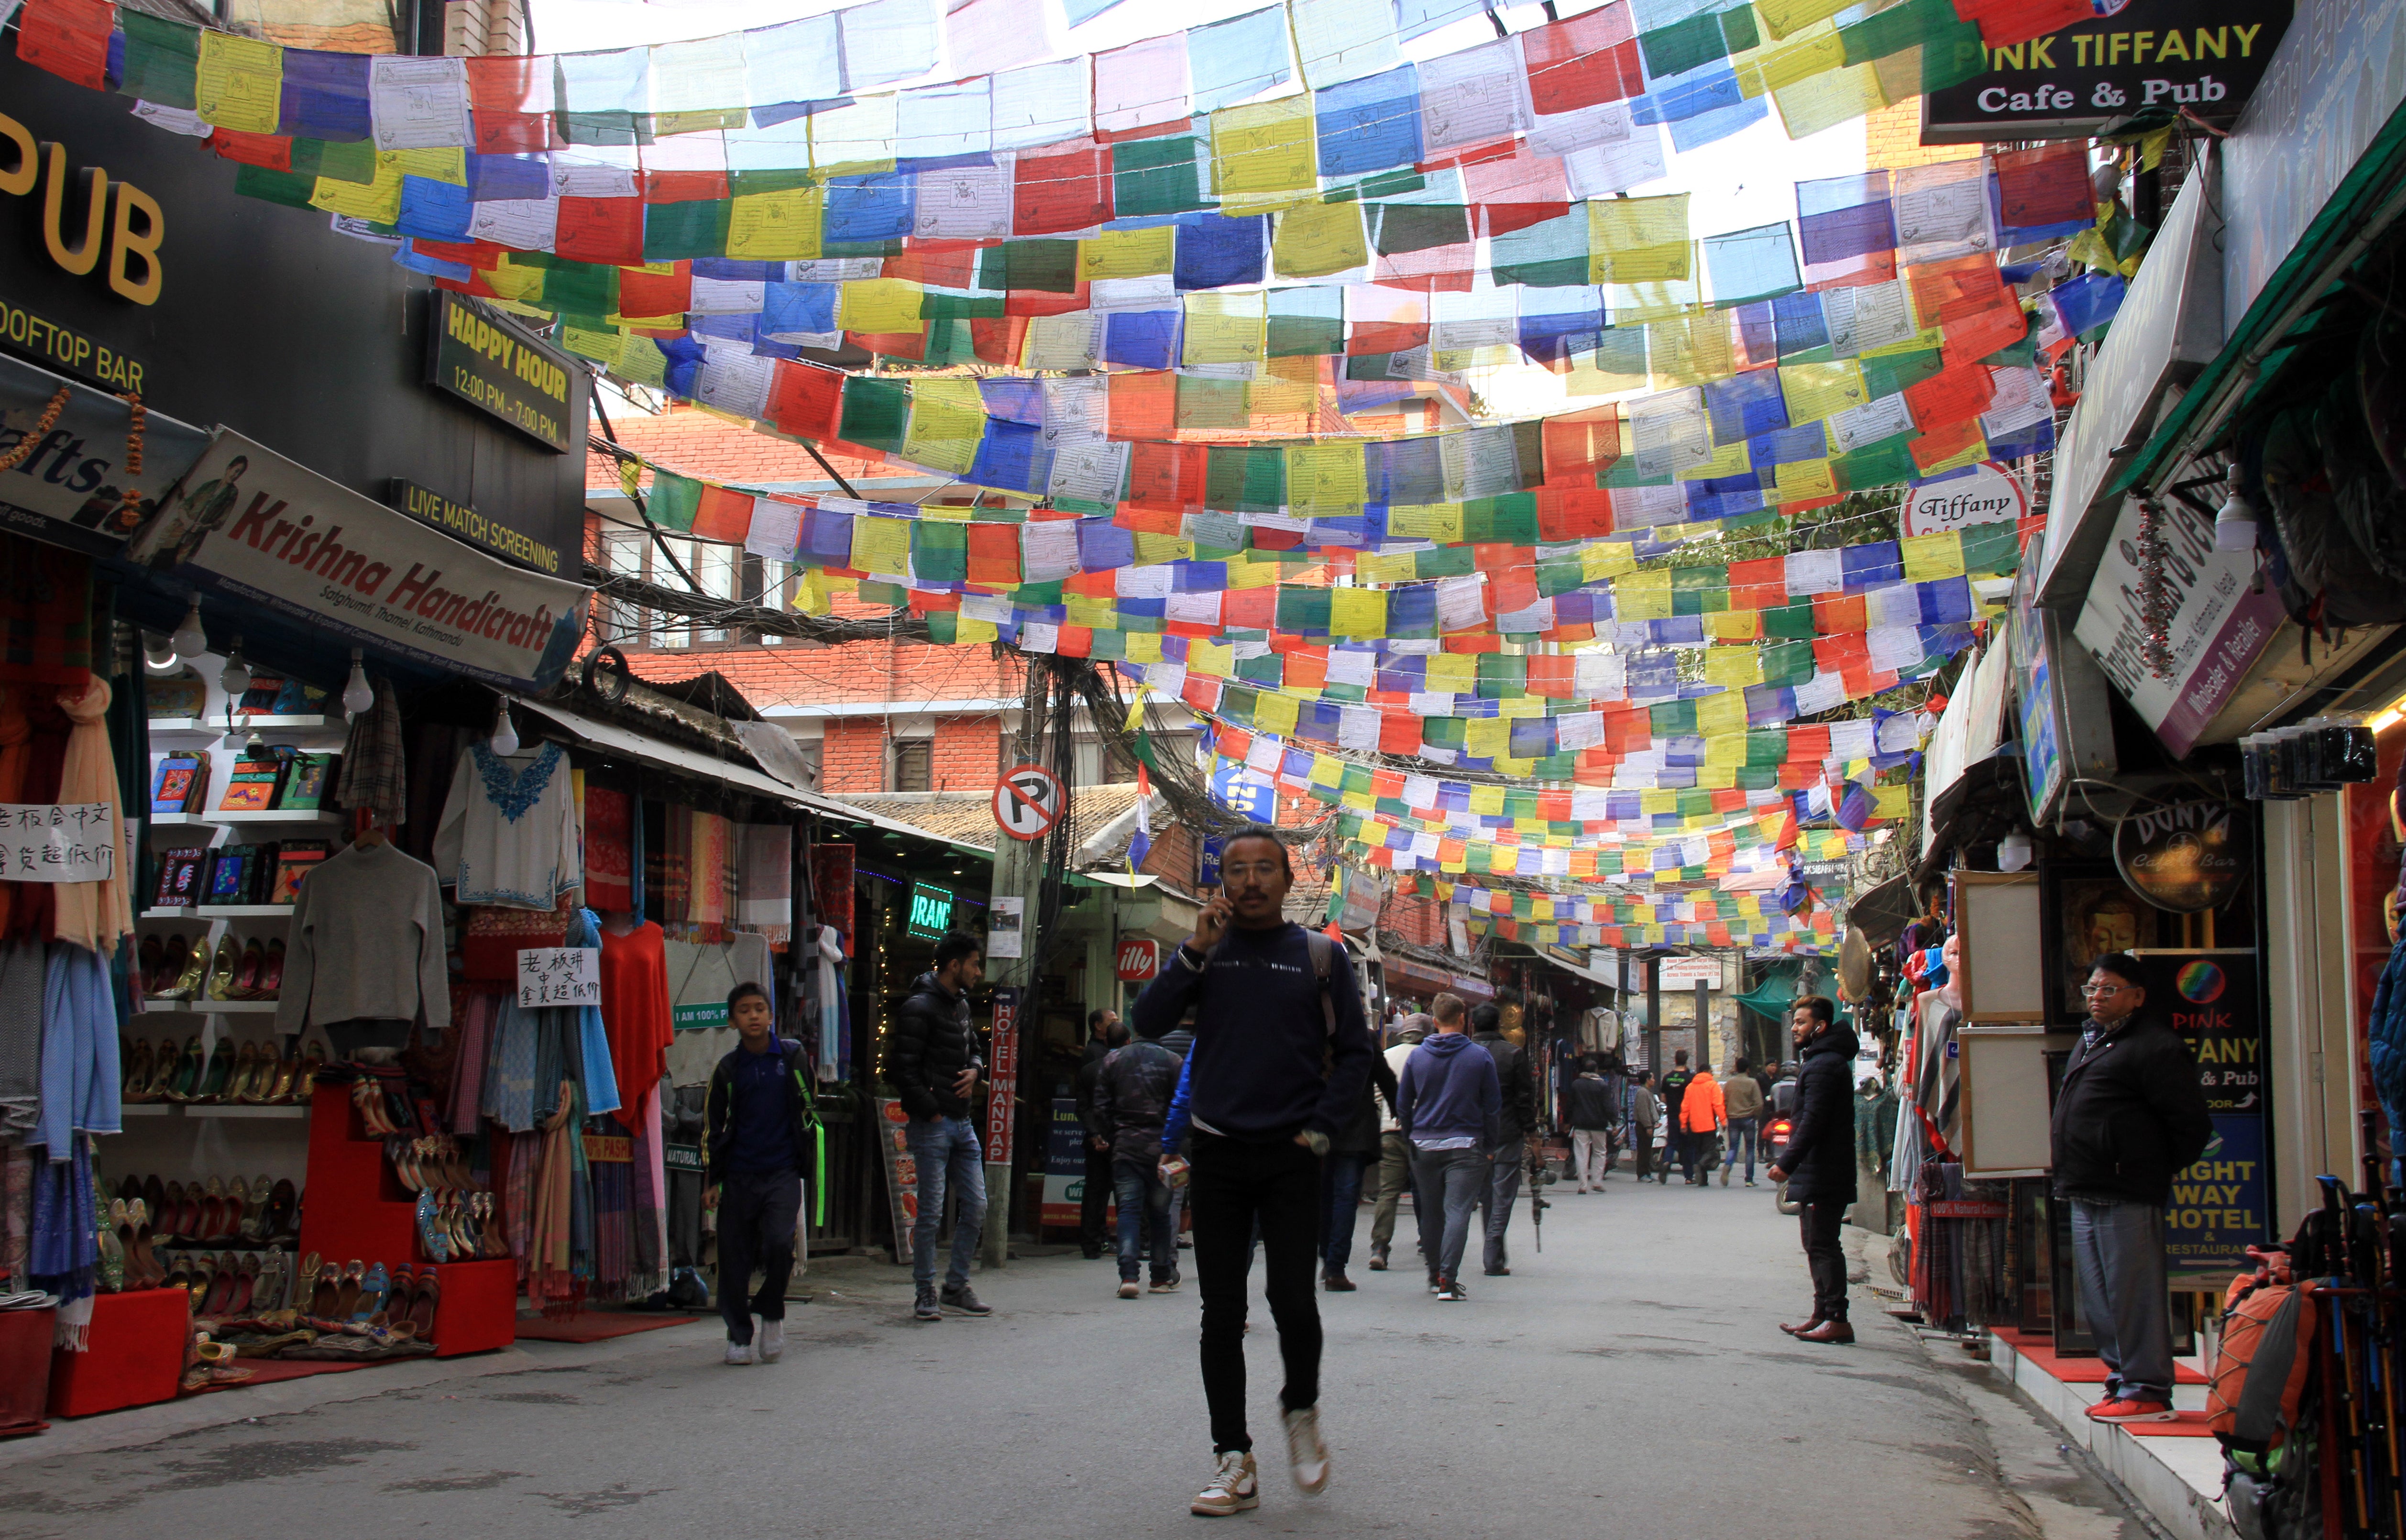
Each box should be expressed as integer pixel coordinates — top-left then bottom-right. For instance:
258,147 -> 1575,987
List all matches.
16,0 -> 113,89
1013,146 -> 1112,236
208,129 -> 292,170
464,55 -> 560,154
617,263 -> 692,318
765,360 -> 843,441
1521,4 -> 1642,114
554,197 -> 645,266
690,485 -> 755,543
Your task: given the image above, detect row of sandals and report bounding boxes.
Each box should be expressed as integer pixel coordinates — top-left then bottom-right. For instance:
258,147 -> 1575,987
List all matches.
123,1037 -> 322,1104
139,933 -> 287,1001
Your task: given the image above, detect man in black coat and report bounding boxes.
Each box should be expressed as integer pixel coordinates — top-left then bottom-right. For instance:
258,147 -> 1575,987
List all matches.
1077,1009 -> 1126,1260
2051,951 -> 2214,1421
1093,1025 -> 1183,1297
1768,996 -> 1857,1344
885,933 -> 991,1321
1470,1003 -> 1535,1276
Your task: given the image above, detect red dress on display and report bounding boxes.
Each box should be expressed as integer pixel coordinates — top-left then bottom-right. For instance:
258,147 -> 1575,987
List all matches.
598,920 -> 672,1131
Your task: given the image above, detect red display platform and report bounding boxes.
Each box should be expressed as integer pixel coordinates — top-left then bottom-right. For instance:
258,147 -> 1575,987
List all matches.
430,1259 -> 516,1357
47,1288 -> 185,1419
1991,1329 -> 2208,1385
515,1312 -> 693,1343
2124,1410 -> 2218,1437
0,1306 -> 55,1435
296,1080 -> 418,1270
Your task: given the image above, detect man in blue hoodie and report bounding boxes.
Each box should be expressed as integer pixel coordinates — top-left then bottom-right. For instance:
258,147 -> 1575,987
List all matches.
1394,992 -> 1500,1302
1134,825 -> 1374,1519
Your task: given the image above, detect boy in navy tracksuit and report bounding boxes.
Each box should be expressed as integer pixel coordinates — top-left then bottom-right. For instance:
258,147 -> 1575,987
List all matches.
703,982 -> 815,1365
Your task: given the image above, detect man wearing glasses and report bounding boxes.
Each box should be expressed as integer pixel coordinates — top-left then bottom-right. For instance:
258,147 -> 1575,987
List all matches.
2050,951 -> 2214,1423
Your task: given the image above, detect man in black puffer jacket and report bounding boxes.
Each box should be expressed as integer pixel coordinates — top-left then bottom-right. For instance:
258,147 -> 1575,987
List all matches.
1094,1031 -> 1184,1297
885,934 -> 990,1321
1768,996 -> 1857,1344
2050,950 -> 2212,1422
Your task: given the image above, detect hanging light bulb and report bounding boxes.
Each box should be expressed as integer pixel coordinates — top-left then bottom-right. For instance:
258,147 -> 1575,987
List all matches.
2214,488 -> 2260,552
490,695 -> 519,757
1996,828 -> 2034,873
219,639 -> 251,700
341,649 -> 374,716
171,597 -> 207,662
142,632 -> 178,672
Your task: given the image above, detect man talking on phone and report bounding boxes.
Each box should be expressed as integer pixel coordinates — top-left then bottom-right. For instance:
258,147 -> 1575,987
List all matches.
1134,824 -> 1374,1518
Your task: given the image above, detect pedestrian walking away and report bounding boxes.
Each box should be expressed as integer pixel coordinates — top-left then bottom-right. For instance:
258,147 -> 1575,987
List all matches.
1657,1051 -> 1693,1185
1563,1057 -> 1616,1193
1366,1013 -> 1430,1272
1320,1020 -> 1399,1291
1769,997 -> 1858,1344
1092,1019 -> 1183,1298
1132,825 -> 1374,1517
1720,1056 -> 1765,1187
1623,1070 -> 1661,1181
1395,992 -> 1500,1304
2050,951 -> 2213,1423
1076,1007 -> 1126,1261
886,933 -> 993,1323
702,981 -> 816,1366
1469,1003 -> 1532,1276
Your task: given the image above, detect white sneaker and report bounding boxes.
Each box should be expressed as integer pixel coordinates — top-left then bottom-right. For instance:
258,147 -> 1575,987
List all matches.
723,1340 -> 753,1366
1117,1280 -> 1140,1299
758,1320 -> 784,1363
1192,1450 -> 1259,1516
1283,1406 -> 1329,1495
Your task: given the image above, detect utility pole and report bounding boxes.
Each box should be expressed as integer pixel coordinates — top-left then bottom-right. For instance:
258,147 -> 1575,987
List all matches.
978,666 -> 1050,1271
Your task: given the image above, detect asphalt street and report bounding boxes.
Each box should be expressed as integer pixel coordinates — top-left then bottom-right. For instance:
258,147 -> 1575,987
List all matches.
0,1168 -> 2152,1540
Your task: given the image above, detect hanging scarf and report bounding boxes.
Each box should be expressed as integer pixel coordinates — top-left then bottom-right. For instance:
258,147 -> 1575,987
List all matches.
735,824 -> 792,946
0,942 -> 44,1136
659,805 -> 692,937
52,678 -> 132,959
336,679 -> 406,828
37,943 -> 120,1154
584,787 -> 636,912
571,909 -> 621,1119
30,1137 -> 96,1345
450,990 -> 495,1135
528,1118 -> 576,1307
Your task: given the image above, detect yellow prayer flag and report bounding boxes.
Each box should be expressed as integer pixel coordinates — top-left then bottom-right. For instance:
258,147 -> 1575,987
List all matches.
1581,541 -> 1638,581
956,616 -> 1000,645
1901,531 -> 1969,582
1189,641 -> 1234,678
1756,0 -> 1851,37
1703,650 -> 1764,687
1132,531 -> 1189,566
1872,784 -> 1912,821
1387,504 -> 1465,543
1615,568 -> 1673,620
1703,611 -> 1761,641
1329,587 -> 1386,638
1286,442 -> 1367,508
1676,438 -> 1753,482
1255,691 -> 1303,737
849,516 -> 912,576
1589,194 -> 1691,284
1210,96 -> 1317,198
392,147 -> 467,184
1466,777 -> 1508,812
486,256 -> 544,303
1496,696 -> 1544,718
1355,550 -> 1416,585
1778,361 -> 1868,425
1694,690 -> 1748,737
1424,652 -> 1477,694
1646,312 -> 1734,387
838,279 -> 926,335
1123,633 -> 1164,665
1773,61 -> 1891,141
1273,200 -> 1368,277
1080,226 -> 1176,281
901,379 -> 984,474
311,154 -> 404,223
727,188 -> 824,260
1183,292 -> 1266,366
1774,458 -> 1839,502
1226,557 -> 1283,590
195,32 -> 282,134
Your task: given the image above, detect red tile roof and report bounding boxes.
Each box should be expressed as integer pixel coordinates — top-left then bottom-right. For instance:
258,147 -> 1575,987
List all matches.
585,406 -> 927,495
618,640 -> 1026,713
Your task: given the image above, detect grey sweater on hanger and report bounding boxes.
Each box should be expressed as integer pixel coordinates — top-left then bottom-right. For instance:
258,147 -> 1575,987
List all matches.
274,841 -> 452,1036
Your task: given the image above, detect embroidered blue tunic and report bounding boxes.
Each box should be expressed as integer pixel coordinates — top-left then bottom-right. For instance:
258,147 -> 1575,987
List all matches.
431,742 -> 585,911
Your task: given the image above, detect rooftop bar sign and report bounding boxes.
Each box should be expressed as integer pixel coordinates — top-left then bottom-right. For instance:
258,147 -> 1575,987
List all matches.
1922,0 -> 2290,143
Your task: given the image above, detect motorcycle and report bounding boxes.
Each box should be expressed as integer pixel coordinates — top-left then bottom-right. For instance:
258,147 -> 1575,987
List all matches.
1765,1112 -> 1801,1214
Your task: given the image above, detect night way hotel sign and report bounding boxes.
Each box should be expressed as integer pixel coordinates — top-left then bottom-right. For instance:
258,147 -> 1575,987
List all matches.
425,292 -> 578,453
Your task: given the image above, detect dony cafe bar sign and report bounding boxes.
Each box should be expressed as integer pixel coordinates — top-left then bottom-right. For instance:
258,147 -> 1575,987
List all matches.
129,429 -> 590,693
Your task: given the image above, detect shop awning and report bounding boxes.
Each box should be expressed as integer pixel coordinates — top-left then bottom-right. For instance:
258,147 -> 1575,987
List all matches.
1537,945 -> 1619,990
516,697 -> 807,807
2106,85 -> 2406,512
2034,157 -> 2226,608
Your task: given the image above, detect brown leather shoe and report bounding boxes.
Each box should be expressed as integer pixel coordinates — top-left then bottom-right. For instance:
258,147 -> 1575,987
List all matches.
1779,1317 -> 1823,1337
1795,1319 -> 1855,1344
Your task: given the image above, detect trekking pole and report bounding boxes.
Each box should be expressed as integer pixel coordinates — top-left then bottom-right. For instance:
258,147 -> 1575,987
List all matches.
2327,1179 -> 2377,1535
2357,1200 -> 2401,1540
1526,1138 -> 1548,1254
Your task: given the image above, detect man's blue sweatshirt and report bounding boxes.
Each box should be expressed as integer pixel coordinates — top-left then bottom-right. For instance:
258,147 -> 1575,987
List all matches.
1131,922 -> 1373,1141
1395,1032 -> 1501,1147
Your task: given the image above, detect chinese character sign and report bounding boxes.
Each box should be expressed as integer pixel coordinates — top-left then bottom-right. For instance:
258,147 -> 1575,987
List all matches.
516,946 -> 601,1008
0,803 -> 117,882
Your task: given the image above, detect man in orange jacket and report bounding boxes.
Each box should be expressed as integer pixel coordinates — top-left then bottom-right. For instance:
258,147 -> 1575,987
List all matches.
1678,1067 -> 1725,1185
